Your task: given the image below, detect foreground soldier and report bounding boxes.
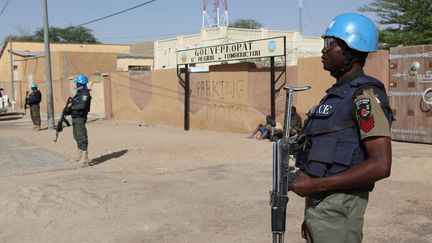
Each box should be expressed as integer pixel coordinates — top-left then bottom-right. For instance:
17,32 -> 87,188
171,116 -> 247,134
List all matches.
26,83 -> 42,131
65,75 -> 92,168
290,13 -> 393,243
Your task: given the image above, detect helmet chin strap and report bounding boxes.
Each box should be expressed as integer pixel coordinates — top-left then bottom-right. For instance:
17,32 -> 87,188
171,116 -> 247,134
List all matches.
331,69 -> 346,79
332,45 -> 359,79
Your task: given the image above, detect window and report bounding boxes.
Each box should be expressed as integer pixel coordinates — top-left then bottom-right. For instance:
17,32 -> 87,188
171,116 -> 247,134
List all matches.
128,65 -> 151,71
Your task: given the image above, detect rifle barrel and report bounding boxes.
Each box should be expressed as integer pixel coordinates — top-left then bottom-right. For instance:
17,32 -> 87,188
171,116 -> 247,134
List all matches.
273,233 -> 284,243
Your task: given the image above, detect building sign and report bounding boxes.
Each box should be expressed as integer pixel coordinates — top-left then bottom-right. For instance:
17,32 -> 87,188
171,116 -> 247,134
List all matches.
177,36 -> 286,65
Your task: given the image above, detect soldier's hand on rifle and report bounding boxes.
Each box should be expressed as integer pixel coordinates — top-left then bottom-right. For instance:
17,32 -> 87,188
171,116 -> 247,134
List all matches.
289,171 -> 317,197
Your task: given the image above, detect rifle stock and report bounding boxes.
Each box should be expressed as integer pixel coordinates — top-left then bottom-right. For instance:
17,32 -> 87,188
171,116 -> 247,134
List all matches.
270,86 -> 310,243
24,91 -> 29,114
54,97 -> 73,143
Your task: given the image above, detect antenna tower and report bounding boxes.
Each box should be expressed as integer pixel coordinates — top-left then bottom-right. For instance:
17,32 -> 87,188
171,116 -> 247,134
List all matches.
202,0 -> 229,28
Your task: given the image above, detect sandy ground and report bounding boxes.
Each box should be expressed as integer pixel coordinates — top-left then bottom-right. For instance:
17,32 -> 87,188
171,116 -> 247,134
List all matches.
0,112 -> 431,243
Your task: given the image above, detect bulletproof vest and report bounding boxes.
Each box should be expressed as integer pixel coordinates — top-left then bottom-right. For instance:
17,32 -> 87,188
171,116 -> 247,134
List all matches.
71,89 -> 92,118
28,90 -> 42,105
296,75 -> 391,178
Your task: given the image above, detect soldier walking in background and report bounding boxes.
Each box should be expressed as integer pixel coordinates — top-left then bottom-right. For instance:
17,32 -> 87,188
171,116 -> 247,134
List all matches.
65,75 -> 92,168
26,83 -> 42,131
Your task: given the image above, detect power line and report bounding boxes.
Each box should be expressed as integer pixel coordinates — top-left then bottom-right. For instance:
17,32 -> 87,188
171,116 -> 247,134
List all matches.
75,0 -> 158,27
304,0 -> 319,36
0,0 -> 11,16
97,30 -> 199,41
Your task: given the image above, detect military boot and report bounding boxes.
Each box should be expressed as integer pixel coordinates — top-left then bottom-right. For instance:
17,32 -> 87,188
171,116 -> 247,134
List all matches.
71,149 -> 82,163
35,125 -> 41,131
31,124 -> 37,130
76,150 -> 89,168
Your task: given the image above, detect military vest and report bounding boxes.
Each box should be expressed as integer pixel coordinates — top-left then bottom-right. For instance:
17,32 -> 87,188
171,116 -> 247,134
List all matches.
296,75 -> 391,178
71,89 -> 92,118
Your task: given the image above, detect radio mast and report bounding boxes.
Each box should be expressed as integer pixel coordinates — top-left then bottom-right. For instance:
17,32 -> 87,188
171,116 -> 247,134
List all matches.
202,0 -> 229,28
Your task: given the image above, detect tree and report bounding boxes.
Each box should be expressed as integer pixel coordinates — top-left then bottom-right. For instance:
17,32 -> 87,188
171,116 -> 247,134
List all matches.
359,0 -> 432,48
8,26 -> 99,44
229,18 -> 263,29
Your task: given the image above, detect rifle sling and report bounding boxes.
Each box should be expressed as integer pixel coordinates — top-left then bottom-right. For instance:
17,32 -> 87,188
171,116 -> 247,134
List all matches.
63,119 -> 71,127
306,120 -> 356,137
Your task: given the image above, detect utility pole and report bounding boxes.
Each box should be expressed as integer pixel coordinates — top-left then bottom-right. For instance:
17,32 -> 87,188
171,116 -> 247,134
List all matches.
299,0 -> 303,35
41,0 -> 55,129
8,37 -> 15,110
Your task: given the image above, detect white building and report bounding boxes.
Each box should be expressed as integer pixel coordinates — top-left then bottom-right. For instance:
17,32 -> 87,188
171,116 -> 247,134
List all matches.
154,26 -> 323,69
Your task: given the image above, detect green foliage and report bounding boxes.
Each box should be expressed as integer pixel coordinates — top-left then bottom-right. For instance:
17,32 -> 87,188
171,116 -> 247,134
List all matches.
8,26 -> 99,44
359,0 -> 432,48
229,18 -> 263,29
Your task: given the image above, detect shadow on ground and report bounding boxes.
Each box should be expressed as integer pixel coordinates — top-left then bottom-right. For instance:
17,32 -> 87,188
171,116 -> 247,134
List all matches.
0,112 -> 25,117
89,149 -> 128,166
0,112 -> 25,121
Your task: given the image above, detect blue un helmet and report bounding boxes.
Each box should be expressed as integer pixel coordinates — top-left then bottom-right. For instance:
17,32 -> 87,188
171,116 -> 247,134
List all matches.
74,75 -> 88,85
31,83 -> 38,89
322,13 -> 378,53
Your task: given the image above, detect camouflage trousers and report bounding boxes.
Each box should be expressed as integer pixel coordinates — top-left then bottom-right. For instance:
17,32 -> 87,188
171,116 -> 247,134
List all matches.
72,117 -> 88,151
30,104 -> 41,125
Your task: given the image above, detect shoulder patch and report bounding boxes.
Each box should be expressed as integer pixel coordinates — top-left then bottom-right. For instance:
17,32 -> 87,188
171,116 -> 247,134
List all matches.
355,98 -> 374,133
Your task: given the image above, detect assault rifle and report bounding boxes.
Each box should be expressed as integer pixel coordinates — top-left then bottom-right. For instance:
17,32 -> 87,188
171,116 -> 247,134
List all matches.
54,97 -> 73,143
24,91 -> 30,114
270,86 -> 310,243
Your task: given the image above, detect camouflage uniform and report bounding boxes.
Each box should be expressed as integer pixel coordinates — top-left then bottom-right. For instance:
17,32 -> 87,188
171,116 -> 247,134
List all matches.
70,87 -> 91,167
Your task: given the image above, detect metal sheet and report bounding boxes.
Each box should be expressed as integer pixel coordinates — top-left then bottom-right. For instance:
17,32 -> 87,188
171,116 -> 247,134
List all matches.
389,45 -> 432,144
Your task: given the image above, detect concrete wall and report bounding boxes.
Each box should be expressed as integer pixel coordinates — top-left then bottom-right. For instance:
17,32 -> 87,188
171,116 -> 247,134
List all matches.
108,70 -> 184,127
107,63 -> 300,133
105,64 -> 299,132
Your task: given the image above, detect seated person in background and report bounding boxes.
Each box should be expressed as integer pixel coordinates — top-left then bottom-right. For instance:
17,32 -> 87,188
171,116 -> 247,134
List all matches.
290,106 -> 303,135
250,109 -> 303,140
271,107 -> 303,140
250,115 -> 275,140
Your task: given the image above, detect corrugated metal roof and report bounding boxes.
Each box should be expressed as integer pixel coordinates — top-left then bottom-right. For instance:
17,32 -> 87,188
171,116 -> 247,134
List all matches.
117,52 -> 153,59
12,50 -> 45,57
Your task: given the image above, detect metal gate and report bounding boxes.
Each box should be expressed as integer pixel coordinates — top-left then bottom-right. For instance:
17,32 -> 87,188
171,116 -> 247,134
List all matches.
389,45 -> 432,144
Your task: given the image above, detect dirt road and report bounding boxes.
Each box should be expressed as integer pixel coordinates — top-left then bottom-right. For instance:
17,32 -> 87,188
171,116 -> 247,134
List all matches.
0,115 -> 431,242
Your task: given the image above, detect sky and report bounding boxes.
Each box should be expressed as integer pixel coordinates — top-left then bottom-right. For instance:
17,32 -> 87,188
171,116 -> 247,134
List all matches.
0,0 -> 377,45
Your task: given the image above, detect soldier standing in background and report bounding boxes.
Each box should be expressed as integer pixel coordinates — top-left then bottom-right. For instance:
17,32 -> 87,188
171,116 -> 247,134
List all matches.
65,75 -> 92,168
26,83 -> 42,131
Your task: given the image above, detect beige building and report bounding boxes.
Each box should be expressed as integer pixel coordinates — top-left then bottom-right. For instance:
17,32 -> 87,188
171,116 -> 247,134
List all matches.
117,41 -> 154,72
0,41 -> 130,112
154,26 -> 323,69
